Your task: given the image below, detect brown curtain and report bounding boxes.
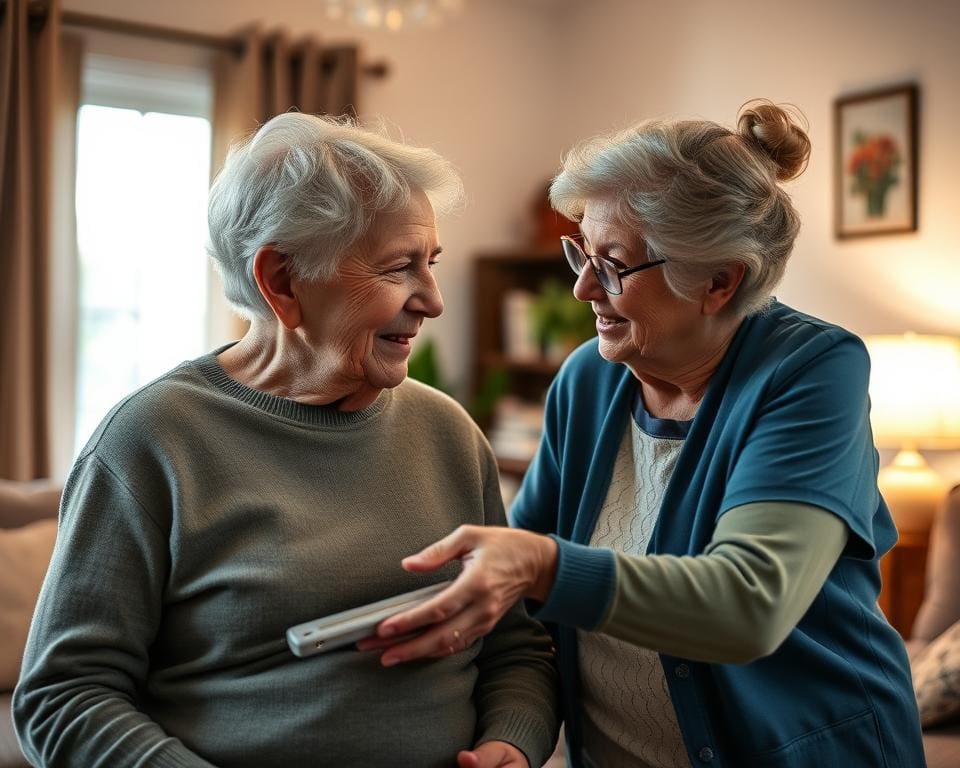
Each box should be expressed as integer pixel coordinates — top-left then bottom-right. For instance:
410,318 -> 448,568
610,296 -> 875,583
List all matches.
0,0 -> 59,480
208,27 -> 359,342
212,26 -> 359,159
47,31 -> 83,480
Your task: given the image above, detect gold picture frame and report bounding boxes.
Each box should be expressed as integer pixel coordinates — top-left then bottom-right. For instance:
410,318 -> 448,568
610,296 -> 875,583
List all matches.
835,84 -> 918,239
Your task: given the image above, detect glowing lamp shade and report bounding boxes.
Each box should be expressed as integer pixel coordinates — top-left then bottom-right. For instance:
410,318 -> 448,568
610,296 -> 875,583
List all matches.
864,333 -> 960,532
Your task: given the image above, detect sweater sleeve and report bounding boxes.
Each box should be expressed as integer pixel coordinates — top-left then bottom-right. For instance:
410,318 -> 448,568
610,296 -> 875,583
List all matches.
471,446 -> 561,768
535,502 -> 848,664
12,453 -> 217,768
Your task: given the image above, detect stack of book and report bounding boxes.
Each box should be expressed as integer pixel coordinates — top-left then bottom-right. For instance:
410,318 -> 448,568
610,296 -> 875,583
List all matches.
488,396 -> 544,463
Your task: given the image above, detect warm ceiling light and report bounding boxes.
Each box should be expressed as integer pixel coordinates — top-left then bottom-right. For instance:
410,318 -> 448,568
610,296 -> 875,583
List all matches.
322,0 -> 465,31
385,9 -> 404,30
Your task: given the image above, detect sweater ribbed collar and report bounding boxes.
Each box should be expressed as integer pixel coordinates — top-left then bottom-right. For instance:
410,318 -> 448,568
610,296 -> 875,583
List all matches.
191,345 -> 390,428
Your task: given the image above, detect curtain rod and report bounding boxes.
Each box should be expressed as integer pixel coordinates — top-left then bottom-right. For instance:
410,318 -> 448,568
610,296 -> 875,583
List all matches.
3,3 -> 389,78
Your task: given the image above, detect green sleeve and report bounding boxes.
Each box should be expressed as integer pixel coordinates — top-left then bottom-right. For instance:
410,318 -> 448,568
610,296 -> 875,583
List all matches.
472,445 -> 561,768
12,454 -> 217,768
599,502 -> 848,664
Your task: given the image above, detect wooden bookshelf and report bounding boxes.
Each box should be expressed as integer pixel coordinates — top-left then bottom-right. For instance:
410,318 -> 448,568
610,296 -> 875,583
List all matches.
496,457 -> 532,478
481,353 -> 562,376
472,249 -> 573,408
472,249 -> 575,475
878,528 -> 931,638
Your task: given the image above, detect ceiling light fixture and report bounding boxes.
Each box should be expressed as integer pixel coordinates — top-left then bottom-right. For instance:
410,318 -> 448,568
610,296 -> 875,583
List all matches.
322,0 -> 465,31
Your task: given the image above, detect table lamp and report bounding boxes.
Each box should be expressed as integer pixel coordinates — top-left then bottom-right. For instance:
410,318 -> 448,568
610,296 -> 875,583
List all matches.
864,333 -> 960,533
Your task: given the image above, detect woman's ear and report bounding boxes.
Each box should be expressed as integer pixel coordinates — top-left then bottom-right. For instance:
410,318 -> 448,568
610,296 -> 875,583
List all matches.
702,262 -> 746,316
252,246 -> 302,330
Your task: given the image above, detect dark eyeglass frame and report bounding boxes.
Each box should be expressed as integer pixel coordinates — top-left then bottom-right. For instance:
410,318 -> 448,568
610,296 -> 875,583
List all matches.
560,235 -> 667,296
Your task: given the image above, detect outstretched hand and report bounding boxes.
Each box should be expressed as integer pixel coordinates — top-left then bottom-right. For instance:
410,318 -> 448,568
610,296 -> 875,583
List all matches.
457,740 -> 529,768
356,525 -> 557,665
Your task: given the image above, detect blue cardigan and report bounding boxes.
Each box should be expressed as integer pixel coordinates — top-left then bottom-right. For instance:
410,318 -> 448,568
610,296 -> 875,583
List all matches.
512,302 -> 925,768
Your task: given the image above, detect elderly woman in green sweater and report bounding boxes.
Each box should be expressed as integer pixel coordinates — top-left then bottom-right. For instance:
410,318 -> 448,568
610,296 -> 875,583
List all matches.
365,102 -> 926,768
14,114 -> 558,768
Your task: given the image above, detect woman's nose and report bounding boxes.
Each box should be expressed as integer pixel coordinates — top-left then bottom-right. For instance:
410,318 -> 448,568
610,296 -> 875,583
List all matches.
573,262 -> 604,303
408,270 -> 444,318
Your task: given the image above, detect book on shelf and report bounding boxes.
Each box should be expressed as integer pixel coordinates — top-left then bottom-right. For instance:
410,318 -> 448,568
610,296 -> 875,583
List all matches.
500,473 -> 521,510
501,289 -> 539,361
488,396 -> 544,463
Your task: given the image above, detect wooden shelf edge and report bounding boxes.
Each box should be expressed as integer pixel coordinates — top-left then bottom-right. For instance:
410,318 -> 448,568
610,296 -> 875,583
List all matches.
475,248 -> 565,264
497,457 -> 531,476
482,354 -> 562,375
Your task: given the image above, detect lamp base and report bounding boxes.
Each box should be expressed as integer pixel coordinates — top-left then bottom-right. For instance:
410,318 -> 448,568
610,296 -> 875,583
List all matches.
877,449 -> 945,534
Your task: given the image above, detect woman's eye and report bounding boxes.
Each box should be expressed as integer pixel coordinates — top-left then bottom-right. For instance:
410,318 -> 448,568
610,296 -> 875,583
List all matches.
384,258 -> 438,274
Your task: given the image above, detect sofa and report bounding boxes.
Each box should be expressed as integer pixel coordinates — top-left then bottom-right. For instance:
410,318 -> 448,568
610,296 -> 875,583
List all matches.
0,480 -> 60,768
905,484 -> 960,767
2,480 -> 958,767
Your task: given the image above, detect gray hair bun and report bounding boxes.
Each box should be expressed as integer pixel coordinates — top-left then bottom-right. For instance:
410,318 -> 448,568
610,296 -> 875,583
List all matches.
737,100 -> 811,182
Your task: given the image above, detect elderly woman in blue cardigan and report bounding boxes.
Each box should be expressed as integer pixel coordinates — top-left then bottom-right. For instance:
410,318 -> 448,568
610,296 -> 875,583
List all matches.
364,101 -> 926,768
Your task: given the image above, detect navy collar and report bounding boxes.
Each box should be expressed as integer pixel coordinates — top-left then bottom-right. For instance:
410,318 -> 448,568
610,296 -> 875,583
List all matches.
632,389 -> 692,440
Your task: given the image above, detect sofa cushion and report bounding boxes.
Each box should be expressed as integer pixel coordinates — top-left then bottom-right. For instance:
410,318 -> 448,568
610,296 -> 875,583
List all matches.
0,691 -> 30,768
912,486 -> 960,643
0,518 -> 57,691
912,617 -> 960,728
922,720 -> 960,768
904,638 -> 927,662
0,481 -> 60,530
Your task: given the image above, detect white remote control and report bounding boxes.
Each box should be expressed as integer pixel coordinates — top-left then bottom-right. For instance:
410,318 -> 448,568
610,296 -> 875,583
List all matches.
286,580 -> 453,658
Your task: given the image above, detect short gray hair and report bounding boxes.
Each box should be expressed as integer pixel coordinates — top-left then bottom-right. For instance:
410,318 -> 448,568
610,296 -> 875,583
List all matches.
550,100 -> 811,317
208,112 -> 464,319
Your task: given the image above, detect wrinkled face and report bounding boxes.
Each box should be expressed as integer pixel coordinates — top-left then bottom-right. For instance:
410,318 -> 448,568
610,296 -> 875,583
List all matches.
294,189 -> 444,393
574,196 -> 702,375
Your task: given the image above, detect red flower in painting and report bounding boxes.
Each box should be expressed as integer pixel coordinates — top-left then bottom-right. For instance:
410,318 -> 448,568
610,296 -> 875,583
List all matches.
847,132 -> 902,217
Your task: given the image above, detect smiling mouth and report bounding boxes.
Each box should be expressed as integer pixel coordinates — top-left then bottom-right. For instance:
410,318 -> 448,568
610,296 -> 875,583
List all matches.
595,313 -> 626,328
379,333 -> 416,345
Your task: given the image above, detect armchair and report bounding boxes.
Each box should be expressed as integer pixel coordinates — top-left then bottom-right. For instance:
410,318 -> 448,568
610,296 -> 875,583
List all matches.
0,480 -> 61,768
907,484 -> 960,767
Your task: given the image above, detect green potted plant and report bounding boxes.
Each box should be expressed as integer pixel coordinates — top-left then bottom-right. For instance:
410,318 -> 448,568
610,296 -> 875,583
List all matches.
407,338 -> 508,426
530,279 -> 596,362
406,337 -> 450,395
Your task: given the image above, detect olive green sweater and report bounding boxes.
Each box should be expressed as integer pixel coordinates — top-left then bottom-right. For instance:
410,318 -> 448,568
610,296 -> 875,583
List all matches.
13,353 -> 559,768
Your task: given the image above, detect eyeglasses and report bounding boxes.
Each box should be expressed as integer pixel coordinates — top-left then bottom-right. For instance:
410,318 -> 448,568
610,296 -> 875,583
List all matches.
561,235 -> 666,296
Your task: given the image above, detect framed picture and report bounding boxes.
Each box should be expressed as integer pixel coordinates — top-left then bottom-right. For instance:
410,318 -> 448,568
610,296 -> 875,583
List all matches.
835,84 -> 918,238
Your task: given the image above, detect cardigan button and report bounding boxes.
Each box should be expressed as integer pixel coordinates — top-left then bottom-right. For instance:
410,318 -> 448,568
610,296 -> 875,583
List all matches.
674,663 -> 690,679
698,746 -> 715,762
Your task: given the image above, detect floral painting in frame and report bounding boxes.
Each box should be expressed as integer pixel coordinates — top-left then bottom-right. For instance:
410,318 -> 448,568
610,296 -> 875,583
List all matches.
835,84 -> 918,238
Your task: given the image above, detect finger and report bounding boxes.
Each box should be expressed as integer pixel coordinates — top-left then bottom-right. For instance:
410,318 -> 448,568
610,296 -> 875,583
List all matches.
356,631 -> 420,652
401,525 -> 480,572
456,751 -> 481,768
381,602 -> 491,665
379,619 -> 456,666
376,581 -> 469,638
460,742 -> 514,768
380,618 -> 465,666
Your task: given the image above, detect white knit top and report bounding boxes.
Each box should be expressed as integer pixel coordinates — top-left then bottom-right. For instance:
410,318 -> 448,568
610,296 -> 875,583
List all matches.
577,412 -> 689,768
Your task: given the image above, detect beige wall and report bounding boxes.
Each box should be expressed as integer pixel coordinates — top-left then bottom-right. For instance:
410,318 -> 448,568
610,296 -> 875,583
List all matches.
556,0 -> 960,335
62,0 -> 960,480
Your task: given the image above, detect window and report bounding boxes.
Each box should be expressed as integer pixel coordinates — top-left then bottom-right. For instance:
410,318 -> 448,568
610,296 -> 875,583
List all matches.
73,55 -> 212,455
